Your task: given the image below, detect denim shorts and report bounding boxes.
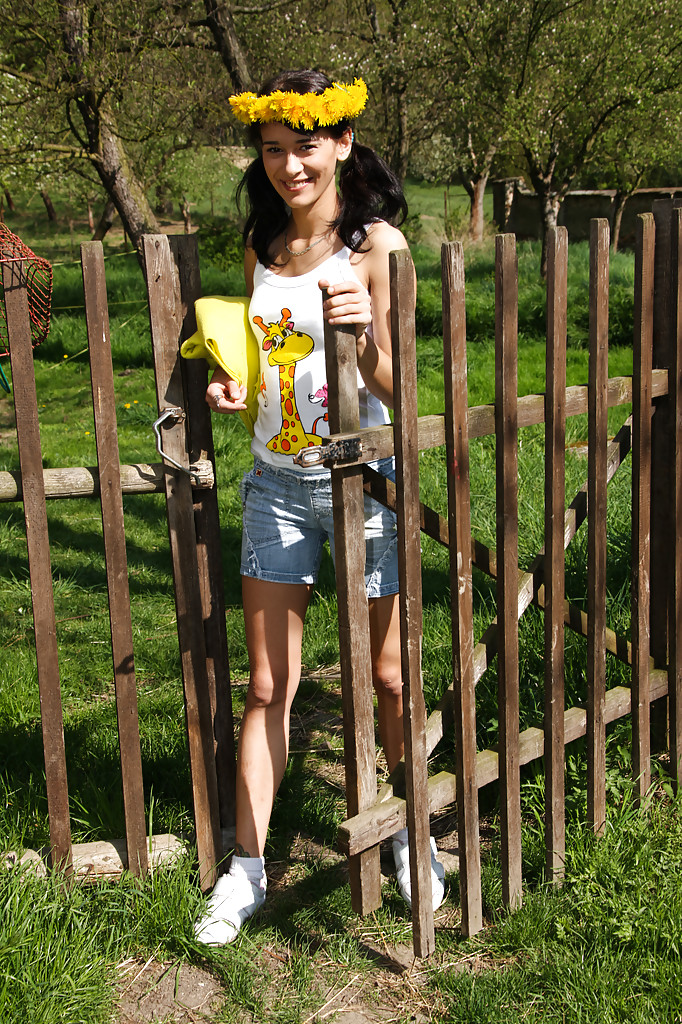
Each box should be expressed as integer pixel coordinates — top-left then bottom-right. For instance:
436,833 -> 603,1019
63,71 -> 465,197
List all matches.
239,457 -> 398,598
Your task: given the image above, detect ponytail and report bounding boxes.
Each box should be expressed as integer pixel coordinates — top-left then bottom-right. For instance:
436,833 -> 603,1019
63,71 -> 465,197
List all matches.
335,142 -> 407,253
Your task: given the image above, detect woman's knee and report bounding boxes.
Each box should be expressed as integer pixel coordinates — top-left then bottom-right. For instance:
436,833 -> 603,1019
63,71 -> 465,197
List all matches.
245,668 -> 298,711
372,658 -> 403,701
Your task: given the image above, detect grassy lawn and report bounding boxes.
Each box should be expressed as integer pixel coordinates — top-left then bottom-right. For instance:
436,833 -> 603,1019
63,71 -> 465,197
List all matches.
0,184 -> 676,1023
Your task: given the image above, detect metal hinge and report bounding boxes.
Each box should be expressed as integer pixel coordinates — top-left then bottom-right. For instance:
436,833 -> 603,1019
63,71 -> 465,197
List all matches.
152,407 -> 214,488
293,437 -> 362,468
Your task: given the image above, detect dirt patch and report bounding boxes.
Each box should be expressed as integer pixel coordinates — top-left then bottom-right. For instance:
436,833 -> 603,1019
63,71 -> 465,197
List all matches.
116,957 -> 223,1023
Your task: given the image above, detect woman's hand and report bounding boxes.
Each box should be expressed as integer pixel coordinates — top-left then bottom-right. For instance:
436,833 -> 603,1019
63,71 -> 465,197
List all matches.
206,369 -> 248,414
319,277 -> 371,329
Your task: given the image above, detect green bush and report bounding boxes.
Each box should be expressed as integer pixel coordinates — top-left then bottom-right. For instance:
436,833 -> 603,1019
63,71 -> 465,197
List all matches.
196,215 -> 244,272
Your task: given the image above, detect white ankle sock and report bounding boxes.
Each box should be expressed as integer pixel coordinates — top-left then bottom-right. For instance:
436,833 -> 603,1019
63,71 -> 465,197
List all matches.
230,854 -> 266,886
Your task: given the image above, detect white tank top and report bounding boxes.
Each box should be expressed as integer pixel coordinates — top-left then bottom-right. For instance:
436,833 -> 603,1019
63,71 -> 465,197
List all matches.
248,245 -> 390,472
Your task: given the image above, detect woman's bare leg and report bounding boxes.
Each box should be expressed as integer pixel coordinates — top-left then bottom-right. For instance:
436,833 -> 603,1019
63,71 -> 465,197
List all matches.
368,593 -> 404,772
235,577 -> 312,857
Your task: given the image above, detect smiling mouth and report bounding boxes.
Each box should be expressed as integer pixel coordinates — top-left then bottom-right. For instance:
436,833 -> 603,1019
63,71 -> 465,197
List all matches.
282,179 -> 311,191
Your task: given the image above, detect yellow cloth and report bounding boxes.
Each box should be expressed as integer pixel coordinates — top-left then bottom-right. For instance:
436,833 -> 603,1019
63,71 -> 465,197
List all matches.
181,296 -> 259,435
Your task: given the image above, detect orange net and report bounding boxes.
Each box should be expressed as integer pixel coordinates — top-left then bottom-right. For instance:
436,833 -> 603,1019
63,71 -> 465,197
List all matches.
0,224 -> 53,357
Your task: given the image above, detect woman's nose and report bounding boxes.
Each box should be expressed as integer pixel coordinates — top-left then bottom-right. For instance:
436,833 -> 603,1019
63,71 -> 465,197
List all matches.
284,151 -> 303,175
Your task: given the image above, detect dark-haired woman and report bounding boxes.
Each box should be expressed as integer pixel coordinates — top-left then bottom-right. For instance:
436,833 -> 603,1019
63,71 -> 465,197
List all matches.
195,70 -> 444,945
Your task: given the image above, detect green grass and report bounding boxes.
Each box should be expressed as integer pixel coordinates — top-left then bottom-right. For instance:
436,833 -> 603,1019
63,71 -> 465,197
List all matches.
433,791 -> 682,1023
0,184 -> 672,1021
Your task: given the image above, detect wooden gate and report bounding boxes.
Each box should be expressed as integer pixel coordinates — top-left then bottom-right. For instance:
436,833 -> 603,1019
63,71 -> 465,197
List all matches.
3,204 -> 681,960
2,234 -> 236,890
327,202 -> 682,957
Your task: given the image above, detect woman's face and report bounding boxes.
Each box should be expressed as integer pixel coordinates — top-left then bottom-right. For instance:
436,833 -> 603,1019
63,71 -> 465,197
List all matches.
259,122 -> 351,212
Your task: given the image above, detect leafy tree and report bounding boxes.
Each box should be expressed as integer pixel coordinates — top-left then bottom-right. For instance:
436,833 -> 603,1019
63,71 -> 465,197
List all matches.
585,94 -> 682,251
505,0 -> 682,273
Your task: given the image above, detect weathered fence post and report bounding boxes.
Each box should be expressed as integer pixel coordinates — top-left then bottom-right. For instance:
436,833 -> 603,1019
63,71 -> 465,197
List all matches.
495,233 -> 522,909
143,234 -> 222,890
3,259 -> 72,874
587,219 -> 609,835
324,298 -> 381,915
631,214 -> 654,801
81,241 -> 148,876
668,207 -> 682,788
390,249 -> 435,956
650,199 -> 675,755
544,226 -> 567,879
168,235 -> 236,835
442,240 -> 482,934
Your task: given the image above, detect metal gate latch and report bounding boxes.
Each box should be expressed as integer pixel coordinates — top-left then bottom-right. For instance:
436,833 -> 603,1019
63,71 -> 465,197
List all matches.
293,437 -> 362,468
152,407 -> 214,488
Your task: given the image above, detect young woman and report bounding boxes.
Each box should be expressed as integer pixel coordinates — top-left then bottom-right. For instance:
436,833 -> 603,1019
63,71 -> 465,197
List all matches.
195,69 -> 444,945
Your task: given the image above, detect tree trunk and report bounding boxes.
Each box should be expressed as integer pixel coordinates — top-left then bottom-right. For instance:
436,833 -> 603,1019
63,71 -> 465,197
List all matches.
4,189 -> 15,212
395,88 -> 409,182
180,198 -> 192,234
203,0 -> 253,91
94,119 -> 161,250
92,198 -> 117,241
40,190 -> 58,222
539,192 -> 561,278
610,191 -> 628,253
58,0 -> 161,256
459,143 -> 496,243
468,177 -> 488,243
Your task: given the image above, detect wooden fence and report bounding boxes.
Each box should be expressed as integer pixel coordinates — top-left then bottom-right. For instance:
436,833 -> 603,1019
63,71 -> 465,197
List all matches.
2,201 -> 681,959
2,234 -> 235,889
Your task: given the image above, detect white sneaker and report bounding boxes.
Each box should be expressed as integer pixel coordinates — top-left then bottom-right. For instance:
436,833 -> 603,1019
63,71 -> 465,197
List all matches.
194,865 -> 266,945
392,836 -> 445,911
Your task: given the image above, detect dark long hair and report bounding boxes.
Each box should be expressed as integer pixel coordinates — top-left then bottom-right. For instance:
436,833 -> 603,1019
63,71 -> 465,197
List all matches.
236,69 -> 407,267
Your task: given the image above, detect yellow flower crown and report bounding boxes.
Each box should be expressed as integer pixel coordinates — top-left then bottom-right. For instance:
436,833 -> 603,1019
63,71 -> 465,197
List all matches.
229,78 -> 368,131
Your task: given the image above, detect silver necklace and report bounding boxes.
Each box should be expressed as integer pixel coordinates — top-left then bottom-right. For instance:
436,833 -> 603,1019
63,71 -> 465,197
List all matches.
284,226 -> 327,257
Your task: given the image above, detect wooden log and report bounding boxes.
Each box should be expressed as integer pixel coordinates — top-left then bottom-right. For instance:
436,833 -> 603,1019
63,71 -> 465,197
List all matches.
495,233 -> 522,909
587,219 -> 609,836
325,298 -> 381,915
3,260 -> 72,874
544,227 -> 567,881
320,370 -> 667,468
143,234 -> 221,891
69,834 -> 184,880
391,250 -> 435,956
631,215 -> 654,800
169,235 -> 236,834
0,461 -> 212,502
82,241 -> 148,877
669,207 -> 682,788
442,241 -> 482,936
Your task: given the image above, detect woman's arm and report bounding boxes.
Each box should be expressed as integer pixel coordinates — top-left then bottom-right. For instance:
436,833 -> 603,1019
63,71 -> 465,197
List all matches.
320,221 -> 413,409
